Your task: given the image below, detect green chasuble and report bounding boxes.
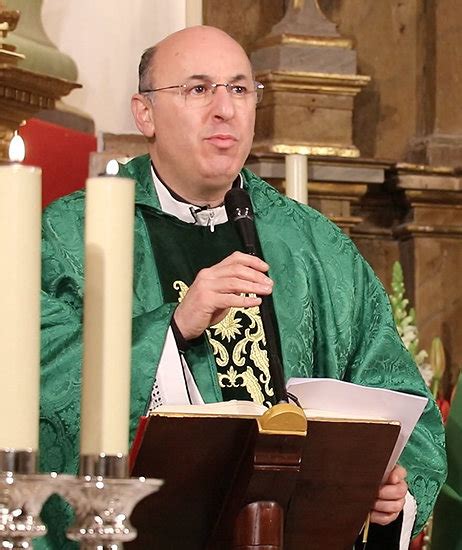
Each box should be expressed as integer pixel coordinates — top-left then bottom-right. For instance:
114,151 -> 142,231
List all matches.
38,154 -> 446,548
432,374 -> 462,549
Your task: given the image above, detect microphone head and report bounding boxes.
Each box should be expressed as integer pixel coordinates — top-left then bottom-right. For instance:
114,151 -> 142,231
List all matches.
224,187 -> 254,222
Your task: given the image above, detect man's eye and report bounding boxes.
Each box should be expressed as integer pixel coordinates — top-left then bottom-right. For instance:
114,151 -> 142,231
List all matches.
231,85 -> 247,95
188,84 -> 208,95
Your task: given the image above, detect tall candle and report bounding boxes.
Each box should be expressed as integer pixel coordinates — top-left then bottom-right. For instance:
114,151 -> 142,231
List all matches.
285,153 -> 308,204
185,0 -> 203,26
80,170 -> 135,456
0,147 -> 41,450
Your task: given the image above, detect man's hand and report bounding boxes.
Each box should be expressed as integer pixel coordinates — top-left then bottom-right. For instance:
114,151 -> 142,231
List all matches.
173,251 -> 273,340
370,464 -> 407,525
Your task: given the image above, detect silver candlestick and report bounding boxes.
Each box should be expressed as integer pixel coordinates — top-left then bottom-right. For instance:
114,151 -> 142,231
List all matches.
64,454 -> 163,550
0,449 -> 64,549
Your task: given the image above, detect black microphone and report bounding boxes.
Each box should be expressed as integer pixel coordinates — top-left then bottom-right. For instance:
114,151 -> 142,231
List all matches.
224,188 -> 288,404
224,188 -> 257,255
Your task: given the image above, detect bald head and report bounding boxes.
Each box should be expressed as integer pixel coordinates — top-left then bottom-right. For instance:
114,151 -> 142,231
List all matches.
138,26 -> 252,93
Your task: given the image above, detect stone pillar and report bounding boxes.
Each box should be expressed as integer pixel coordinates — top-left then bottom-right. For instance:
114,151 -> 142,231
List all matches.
408,0 -> 462,167
250,0 -> 370,158
393,166 -> 462,382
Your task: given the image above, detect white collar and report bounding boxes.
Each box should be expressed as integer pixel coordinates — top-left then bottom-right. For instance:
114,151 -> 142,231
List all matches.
150,165 -> 243,231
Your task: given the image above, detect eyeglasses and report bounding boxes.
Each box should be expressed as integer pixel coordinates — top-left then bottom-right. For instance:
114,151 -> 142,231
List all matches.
140,80 -> 264,107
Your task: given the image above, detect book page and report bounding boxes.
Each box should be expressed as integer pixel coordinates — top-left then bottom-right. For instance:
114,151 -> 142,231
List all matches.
286,377 -> 428,478
151,400 -> 267,417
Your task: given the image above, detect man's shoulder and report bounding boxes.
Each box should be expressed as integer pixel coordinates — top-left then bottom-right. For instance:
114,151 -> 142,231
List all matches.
242,167 -> 345,234
43,188 -> 86,221
118,153 -> 151,181
242,167 -> 367,272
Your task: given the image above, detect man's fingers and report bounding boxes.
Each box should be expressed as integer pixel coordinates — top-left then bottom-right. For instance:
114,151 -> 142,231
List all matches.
220,250 -> 269,272
388,464 -> 407,483
204,276 -> 272,297
201,263 -> 273,288
372,496 -> 406,514
370,510 -> 401,525
189,289 -> 262,312
370,495 -> 405,525
370,465 -> 407,527
376,479 -> 408,501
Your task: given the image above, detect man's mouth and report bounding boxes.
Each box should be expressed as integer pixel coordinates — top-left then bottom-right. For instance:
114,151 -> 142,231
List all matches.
205,134 -> 238,148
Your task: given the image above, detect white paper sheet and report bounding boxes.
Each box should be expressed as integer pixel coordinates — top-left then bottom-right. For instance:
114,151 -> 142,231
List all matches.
286,377 -> 428,479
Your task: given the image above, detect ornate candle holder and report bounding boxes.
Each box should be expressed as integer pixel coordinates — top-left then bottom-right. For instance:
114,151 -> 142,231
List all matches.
0,449 -> 64,549
64,454 -> 163,550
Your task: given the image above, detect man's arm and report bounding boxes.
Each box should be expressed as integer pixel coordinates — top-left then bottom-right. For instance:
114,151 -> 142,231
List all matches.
346,256 -> 447,535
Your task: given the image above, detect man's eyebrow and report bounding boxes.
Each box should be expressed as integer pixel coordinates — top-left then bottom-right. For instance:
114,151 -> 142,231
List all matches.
229,74 -> 250,82
188,74 -> 210,81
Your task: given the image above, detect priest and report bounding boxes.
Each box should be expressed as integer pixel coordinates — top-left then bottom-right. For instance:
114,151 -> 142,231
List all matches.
39,25 -> 446,549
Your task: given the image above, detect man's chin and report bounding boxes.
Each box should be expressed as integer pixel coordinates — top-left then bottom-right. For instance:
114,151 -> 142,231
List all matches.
200,161 -> 242,185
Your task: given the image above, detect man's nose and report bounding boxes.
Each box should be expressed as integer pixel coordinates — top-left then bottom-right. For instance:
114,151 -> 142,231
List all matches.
211,86 -> 235,120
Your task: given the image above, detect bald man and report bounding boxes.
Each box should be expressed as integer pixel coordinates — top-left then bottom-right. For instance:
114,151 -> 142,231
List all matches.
39,26 -> 446,549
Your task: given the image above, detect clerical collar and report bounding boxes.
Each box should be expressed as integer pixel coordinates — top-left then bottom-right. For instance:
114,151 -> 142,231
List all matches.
150,164 -> 243,231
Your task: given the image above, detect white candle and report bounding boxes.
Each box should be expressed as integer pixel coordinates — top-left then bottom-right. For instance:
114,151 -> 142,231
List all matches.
185,0 -> 203,27
285,154 -> 308,204
80,169 -> 135,456
0,139 -> 41,450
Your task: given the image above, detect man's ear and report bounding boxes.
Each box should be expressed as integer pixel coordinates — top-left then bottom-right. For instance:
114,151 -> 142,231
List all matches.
131,94 -> 155,138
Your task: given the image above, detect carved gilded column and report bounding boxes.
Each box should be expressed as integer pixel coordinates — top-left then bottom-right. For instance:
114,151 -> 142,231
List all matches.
250,0 -> 370,158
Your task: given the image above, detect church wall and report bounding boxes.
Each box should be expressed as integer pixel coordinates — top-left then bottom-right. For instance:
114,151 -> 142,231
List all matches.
41,0 -> 188,135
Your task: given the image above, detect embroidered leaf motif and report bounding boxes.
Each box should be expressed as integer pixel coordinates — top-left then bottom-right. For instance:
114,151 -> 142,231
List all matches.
232,335 -> 251,367
246,305 -> 265,337
250,340 -> 269,376
207,331 -> 229,367
219,366 -> 241,388
173,280 -> 189,302
240,367 -> 265,405
211,309 -> 243,341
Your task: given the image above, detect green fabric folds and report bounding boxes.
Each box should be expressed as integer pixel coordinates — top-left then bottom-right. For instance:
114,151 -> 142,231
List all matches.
37,154 -> 447,549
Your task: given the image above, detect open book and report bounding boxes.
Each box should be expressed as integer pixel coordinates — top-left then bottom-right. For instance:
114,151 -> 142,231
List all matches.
151,377 -> 428,479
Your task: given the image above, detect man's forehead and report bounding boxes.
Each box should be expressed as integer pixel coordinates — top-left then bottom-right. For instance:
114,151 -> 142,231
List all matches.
184,72 -> 252,82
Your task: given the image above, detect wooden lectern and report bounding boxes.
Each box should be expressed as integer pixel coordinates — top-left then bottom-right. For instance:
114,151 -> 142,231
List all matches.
127,404 -> 400,550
